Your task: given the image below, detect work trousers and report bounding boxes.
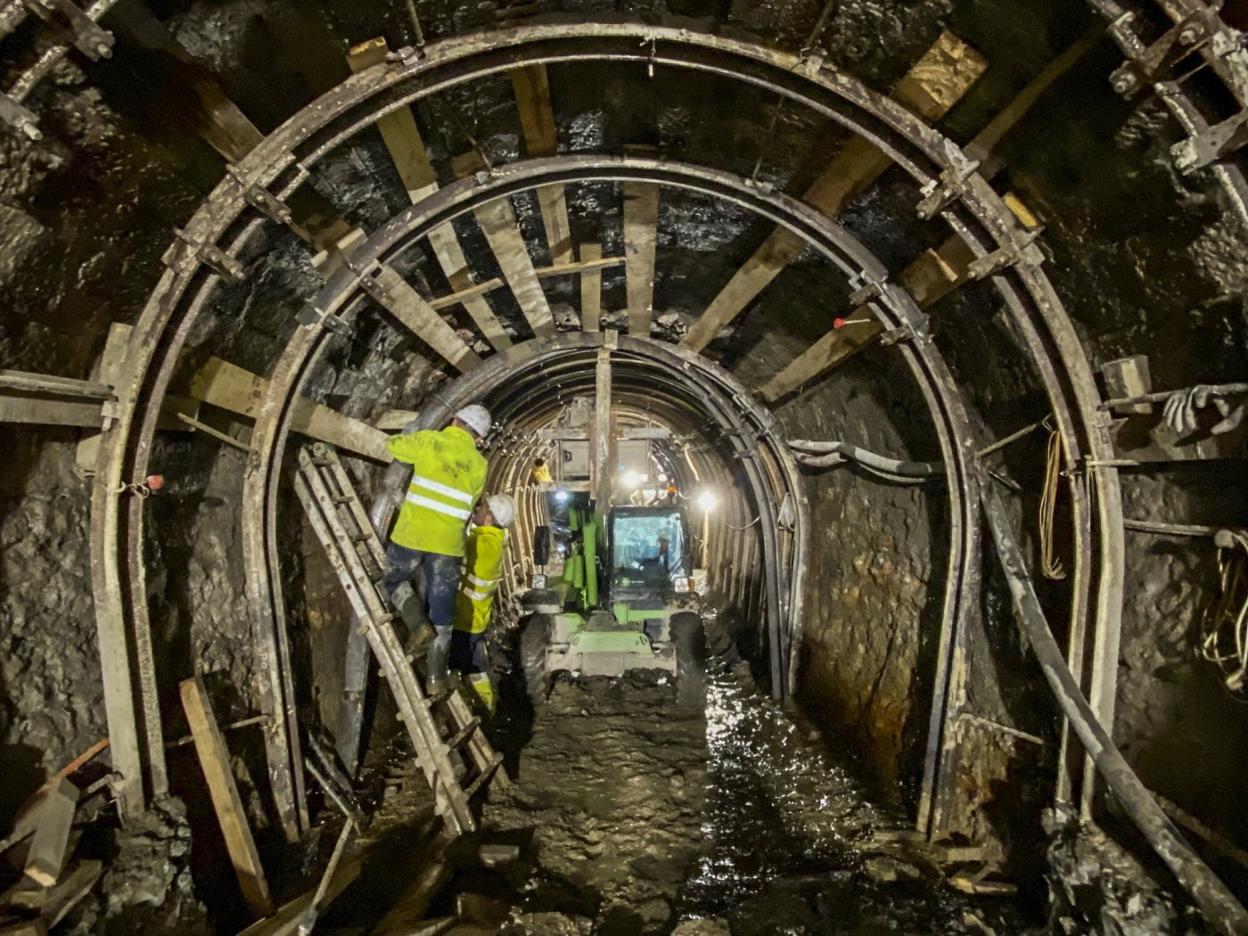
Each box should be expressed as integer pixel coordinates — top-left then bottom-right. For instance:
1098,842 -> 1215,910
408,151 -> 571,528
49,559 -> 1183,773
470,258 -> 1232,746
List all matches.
382,542 -> 460,682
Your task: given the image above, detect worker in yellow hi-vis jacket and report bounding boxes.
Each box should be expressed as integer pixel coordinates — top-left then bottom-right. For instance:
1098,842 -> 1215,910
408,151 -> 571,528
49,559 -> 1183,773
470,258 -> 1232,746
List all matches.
448,493 -> 516,710
382,404 -> 490,695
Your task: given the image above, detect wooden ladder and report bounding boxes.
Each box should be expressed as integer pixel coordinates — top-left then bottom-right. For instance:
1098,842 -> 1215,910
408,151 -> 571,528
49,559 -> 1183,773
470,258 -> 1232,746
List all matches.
293,442 -> 503,837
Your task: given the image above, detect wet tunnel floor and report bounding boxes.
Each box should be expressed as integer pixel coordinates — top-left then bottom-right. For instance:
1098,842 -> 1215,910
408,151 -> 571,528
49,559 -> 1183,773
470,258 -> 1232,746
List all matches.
329,635 -> 1032,934
481,661 -> 1025,934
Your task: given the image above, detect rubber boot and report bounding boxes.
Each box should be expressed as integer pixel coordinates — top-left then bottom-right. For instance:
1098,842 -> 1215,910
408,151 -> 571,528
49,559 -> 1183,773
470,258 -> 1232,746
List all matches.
426,625 -> 452,695
399,593 -> 434,654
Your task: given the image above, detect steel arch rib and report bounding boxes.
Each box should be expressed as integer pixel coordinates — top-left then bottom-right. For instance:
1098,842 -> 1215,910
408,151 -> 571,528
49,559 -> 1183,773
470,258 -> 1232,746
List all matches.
89,22 -> 1120,829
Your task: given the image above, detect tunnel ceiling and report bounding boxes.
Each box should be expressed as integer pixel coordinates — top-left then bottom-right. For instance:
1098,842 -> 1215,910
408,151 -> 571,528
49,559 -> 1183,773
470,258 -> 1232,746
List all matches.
2,0 -> 1248,931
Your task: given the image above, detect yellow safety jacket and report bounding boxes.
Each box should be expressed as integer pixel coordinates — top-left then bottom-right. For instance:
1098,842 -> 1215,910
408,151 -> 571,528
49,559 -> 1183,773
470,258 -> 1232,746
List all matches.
453,525 -> 506,634
387,426 -> 486,557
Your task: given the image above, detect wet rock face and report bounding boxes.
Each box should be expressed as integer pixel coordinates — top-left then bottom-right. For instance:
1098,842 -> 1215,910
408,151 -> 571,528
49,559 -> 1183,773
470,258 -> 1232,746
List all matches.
98,796 -> 210,935
1044,810 -> 1198,934
0,436 -> 103,818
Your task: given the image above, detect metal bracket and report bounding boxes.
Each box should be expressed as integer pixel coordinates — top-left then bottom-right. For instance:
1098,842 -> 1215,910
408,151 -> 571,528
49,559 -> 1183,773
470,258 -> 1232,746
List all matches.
847,272 -> 885,307
968,228 -> 1045,280
295,303 -> 350,335
1111,10 -> 1221,97
916,159 -> 981,221
1173,110 -> 1248,172
163,228 -> 245,282
0,92 -> 41,139
392,44 -> 423,67
23,0 -> 113,61
227,167 -> 294,224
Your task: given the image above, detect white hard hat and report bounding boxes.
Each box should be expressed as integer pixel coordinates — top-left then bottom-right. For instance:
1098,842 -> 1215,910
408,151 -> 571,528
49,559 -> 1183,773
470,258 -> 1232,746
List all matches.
455,404 -> 492,438
487,493 -> 516,528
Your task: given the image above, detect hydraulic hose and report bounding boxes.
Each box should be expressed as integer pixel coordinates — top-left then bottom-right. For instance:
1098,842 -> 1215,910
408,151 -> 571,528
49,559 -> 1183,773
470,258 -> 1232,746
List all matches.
788,439 -> 943,483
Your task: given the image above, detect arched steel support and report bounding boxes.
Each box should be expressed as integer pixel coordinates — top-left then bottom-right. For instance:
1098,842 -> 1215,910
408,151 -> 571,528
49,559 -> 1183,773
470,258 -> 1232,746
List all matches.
238,156 -> 978,847
88,22 -> 1116,841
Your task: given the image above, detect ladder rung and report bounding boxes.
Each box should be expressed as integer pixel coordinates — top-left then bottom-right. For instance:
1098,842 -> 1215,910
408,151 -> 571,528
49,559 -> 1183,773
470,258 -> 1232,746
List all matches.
312,458 -> 334,467
333,495 -> 354,504
445,717 -> 481,750
461,753 -> 504,799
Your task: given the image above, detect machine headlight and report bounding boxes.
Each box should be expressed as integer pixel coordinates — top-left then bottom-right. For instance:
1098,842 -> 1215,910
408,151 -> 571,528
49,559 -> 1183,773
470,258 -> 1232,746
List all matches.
673,576 -> 692,593
531,574 -> 547,588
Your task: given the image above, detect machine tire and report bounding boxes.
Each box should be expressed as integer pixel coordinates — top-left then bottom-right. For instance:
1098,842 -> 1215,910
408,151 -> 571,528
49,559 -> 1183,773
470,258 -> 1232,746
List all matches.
671,612 -> 706,705
519,614 -> 551,705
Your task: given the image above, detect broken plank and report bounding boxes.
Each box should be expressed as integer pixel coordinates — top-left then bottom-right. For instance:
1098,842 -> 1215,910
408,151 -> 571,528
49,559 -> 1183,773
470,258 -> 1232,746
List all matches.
23,779 -> 79,888
371,830 -> 456,936
363,264 -> 482,372
187,358 -> 391,461
8,860 -> 103,928
454,151 -> 555,338
580,243 -> 604,331
180,676 -> 275,920
758,233 -> 975,402
682,32 -> 986,353
510,64 -> 574,264
623,182 -> 660,337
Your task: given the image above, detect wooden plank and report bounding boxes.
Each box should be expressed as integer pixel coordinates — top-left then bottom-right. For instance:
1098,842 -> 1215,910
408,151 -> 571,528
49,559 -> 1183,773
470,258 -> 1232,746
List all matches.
580,243 -> 603,331
0,370 -> 112,399
428,275 -> 504,311
454,152 -> 556,338
180,676 -> 275,919
374,409 -> 422,432
237,851 -> 364,936
422,256 -> 621,313
592,340 -> 614,509
364,264 -> 482,372
758,233 -> 975,402
348,37 -> 511,351
538,255 -> 625,278
682,32 -> 987,352
510,64 -> 574,264
623,182 -> 660,337
4,859 -> 103,926
22,779 -> 79,887
426,228 -> 513,349
964,24 -> 1104,172
347,39 -> 437,199
187,358 -> 391,461
0,396 -> 104,428
371,831 -> 455,936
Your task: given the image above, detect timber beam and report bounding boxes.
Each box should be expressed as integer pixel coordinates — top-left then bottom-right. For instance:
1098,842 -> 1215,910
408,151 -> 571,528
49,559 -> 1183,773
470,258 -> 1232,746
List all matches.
758,234 -> 976,401
453,151 -> 556,339
348,38 -> 511,351
510,64 -> 575,264
187,358 -> 392,462
623,181 -> 660,337
682,31 -> 987,352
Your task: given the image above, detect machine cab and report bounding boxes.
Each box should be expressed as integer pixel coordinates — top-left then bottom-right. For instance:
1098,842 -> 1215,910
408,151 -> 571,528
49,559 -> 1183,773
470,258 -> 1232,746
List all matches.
608,505 -> 693,607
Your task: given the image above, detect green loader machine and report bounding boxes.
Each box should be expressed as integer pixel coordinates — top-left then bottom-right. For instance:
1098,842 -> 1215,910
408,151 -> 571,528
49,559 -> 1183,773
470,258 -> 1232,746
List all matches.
520,503 -> 705,699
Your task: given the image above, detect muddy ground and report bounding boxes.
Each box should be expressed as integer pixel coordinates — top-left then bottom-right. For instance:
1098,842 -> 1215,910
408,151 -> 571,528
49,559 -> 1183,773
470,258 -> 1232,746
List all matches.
311,617 -> 1034,935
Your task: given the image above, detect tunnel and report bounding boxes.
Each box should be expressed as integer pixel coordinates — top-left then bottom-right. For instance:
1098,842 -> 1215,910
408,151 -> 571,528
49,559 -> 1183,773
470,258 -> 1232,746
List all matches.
1,0 -> 1248,933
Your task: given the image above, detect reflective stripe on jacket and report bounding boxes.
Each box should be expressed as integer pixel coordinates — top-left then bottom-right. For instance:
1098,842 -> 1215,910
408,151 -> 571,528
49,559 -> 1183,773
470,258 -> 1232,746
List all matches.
387,426 -> 486,557
453,525 -> 506,634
